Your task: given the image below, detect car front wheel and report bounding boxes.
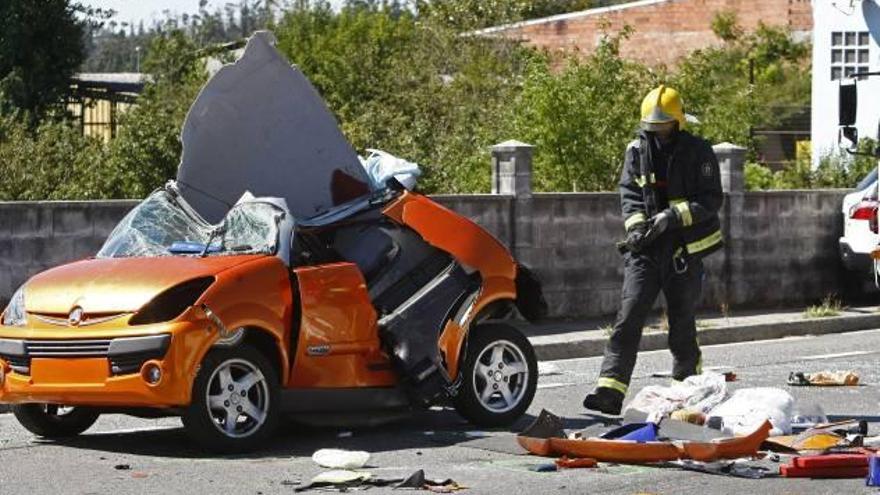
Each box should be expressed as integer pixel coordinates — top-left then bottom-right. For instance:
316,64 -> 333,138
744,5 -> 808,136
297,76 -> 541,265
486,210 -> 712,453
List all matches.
182,346 -> 280,453
453,322 -> 537,427
13,404 -> 100,438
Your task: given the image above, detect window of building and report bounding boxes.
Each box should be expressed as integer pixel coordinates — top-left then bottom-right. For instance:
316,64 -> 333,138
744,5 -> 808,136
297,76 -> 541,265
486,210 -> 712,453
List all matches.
831,31 -> 870,80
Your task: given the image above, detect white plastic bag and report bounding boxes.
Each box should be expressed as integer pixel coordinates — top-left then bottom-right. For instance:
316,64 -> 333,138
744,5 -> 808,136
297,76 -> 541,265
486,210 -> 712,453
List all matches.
311,449 -> 371,470
707,387 -> 794,436
359,149 -> 421,191
624,373 -> 728,420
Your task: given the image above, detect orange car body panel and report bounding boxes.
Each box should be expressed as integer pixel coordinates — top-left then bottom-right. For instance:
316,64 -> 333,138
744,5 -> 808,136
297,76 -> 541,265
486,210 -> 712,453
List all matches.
25,255 -> 261,315
383,192 -> 517,379
289,263 -> 396,388
0,255 -> 292,407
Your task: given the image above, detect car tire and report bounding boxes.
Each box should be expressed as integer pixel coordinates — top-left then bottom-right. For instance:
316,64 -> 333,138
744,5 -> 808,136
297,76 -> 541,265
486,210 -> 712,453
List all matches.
13,404 -> 100,438
182,346 -> 280,453
452,322 -> 537,427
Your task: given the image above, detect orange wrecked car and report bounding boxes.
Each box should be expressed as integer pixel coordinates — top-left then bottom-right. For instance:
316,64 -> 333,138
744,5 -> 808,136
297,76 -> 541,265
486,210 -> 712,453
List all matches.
0,32 -> 545,452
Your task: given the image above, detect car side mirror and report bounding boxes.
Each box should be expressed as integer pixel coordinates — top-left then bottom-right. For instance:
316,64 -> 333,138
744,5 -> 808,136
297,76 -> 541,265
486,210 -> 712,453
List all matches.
839,82 -> 857,126
840,126 -> 859,151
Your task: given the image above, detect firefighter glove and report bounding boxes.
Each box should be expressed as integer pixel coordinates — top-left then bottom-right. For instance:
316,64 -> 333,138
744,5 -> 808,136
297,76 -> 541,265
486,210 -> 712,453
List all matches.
625,222 -> 650,253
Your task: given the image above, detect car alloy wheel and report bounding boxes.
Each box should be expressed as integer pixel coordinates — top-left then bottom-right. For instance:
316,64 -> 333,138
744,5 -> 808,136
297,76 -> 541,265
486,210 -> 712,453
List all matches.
205,358 -> 271,439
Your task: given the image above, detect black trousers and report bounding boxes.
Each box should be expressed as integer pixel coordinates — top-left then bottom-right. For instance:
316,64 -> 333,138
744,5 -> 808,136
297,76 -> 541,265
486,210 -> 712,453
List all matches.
596,237 -> 704,396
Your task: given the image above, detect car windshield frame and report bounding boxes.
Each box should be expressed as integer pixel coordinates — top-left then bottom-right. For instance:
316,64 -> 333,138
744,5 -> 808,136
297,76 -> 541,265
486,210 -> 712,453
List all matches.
97,187 -> 284,259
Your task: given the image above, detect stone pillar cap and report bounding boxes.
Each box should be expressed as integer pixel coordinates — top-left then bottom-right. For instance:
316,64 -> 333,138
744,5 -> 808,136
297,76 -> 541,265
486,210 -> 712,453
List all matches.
491,140 -> 535,151
713,142 -> 747,151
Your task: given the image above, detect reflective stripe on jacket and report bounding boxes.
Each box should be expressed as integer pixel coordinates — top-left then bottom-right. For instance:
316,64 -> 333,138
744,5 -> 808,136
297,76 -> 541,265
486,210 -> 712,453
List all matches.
619,130 -> 724,259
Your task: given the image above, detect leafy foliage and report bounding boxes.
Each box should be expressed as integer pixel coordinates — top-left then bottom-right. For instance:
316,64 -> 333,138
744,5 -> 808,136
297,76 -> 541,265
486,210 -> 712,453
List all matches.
509,28 -> 654,191
274,1 -> 532,193
672,14 -> 810,157
0,2 -> 833,200
745,139 -> 878,191
0,0 -> 93,120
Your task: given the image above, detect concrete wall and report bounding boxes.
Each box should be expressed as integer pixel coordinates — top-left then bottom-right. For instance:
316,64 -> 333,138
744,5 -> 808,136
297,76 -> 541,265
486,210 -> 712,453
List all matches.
476,0 -> 812,67
0,154 -> 849,319
0,201 -> 138,302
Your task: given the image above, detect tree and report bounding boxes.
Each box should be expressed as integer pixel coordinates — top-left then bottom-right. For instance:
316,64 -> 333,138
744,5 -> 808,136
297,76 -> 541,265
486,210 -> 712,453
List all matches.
0,1 -> 93,120
672,13 -> 810,156
509,28 -> 653,192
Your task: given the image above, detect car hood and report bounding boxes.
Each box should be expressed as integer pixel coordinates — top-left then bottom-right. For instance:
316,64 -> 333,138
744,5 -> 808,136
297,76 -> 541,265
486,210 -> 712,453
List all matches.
176,30 -> 371,224
23,255 -> 261,315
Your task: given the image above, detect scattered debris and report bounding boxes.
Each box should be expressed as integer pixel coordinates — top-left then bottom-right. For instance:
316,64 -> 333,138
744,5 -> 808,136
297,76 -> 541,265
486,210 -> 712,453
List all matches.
554,456 -> 597,469
395,470 -> 466,492
600,422 -> 658,442
295,470 -> 403,492
337,431 -> 353,438
764,430 -> 851,453
537,362 -> 562,377
520,409 -> 565,440
672,459 -> 776,479
707,387 -> 794,436
867,455 -> 880,486
670,409 -> 706,426
779,454 -> 870,478
312,449 -> 370,470
131,472 -> 149,479
625,373 -> 727,420
788,370 -> 859,387
114,464 -> 131,471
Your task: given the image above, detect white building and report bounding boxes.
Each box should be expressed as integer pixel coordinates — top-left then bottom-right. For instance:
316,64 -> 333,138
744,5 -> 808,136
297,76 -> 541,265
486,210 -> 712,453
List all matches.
812,0 -> 880,164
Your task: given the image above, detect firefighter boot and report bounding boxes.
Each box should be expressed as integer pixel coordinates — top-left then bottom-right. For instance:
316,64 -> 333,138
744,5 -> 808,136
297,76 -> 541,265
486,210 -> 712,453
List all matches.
582,387 -> 624,415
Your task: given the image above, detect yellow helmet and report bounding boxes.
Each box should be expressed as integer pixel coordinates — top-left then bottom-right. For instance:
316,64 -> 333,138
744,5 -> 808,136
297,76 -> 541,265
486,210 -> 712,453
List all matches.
640,85 -> 686,131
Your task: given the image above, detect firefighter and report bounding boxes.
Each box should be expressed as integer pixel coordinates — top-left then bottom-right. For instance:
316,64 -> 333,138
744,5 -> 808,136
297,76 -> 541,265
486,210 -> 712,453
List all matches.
582,85 -> 724,415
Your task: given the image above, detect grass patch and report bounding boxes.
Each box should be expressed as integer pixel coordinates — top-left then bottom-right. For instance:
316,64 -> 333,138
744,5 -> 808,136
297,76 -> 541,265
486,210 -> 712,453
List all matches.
804,295 -> 844,318
600,324 -> 614,337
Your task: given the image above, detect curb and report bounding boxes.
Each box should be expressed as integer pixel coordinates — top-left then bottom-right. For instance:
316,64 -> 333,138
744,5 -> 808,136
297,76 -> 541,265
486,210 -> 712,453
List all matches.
530,313 -> 880,361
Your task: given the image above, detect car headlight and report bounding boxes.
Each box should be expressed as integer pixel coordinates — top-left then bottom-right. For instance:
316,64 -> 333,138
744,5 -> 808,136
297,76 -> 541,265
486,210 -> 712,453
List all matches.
2,285 -> 26,327
129,277 -> 215,326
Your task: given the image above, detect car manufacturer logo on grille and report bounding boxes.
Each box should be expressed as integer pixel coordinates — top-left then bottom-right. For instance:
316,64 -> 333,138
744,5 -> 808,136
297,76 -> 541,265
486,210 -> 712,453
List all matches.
68,307 -> 85,326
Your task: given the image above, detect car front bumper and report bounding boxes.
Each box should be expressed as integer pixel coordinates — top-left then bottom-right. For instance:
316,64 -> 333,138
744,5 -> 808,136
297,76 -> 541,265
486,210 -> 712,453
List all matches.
0,321 -> 212,408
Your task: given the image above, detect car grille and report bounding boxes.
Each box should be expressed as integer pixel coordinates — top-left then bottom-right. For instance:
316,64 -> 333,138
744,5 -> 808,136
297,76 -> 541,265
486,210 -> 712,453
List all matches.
0,335 -> 170,377
25,339 -> 112,357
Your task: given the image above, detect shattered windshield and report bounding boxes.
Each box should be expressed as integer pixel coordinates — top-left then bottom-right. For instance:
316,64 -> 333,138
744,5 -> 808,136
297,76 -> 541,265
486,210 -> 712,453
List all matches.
97,189 -> 282,258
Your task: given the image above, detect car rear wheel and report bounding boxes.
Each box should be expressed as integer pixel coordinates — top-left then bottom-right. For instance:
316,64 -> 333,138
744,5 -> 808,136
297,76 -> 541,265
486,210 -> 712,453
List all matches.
182,346 -> 280,453
452,322 -> 537,427
13,404 -> 100,438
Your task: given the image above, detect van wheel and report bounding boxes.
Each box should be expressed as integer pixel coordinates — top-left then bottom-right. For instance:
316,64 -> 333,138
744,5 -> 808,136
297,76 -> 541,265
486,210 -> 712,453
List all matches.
453,323 -> 537,427
182,346 -> 280,453
13,404 -> 99,438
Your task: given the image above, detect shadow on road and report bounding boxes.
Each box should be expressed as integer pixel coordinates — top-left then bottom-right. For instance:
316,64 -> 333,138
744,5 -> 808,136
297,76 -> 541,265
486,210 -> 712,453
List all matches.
36,408 -> 551,460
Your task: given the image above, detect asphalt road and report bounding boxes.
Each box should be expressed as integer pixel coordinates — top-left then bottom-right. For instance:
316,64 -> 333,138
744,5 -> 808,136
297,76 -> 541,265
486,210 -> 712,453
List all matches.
2,329 -> 880,494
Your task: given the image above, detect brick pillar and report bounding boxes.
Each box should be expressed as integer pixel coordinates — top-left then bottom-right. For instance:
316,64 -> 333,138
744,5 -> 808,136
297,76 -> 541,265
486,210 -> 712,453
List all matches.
714,142 -> 747,307
491,140 -> 534,260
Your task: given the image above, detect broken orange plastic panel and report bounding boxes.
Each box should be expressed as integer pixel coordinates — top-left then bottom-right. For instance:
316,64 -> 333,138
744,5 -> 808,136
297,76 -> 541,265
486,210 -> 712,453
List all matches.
384,191 -> 517,378
555,456 -> 598,469
289,262 -> 396,388
518,420 -> 772,464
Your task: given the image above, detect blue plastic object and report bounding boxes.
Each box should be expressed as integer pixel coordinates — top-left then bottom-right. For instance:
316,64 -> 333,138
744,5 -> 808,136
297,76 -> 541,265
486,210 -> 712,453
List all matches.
866,455 -> 880,487
600,422 -> 658,443
167,241 -> 220,254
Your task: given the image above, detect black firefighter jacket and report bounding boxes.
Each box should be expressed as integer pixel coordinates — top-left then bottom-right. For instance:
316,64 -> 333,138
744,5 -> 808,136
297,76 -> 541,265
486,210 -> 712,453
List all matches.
620,130 -> 724,259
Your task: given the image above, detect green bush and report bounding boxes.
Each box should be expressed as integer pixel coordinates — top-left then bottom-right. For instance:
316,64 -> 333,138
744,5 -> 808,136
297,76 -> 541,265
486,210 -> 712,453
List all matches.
509,28 -> 653,192
744,138 -> 878,191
